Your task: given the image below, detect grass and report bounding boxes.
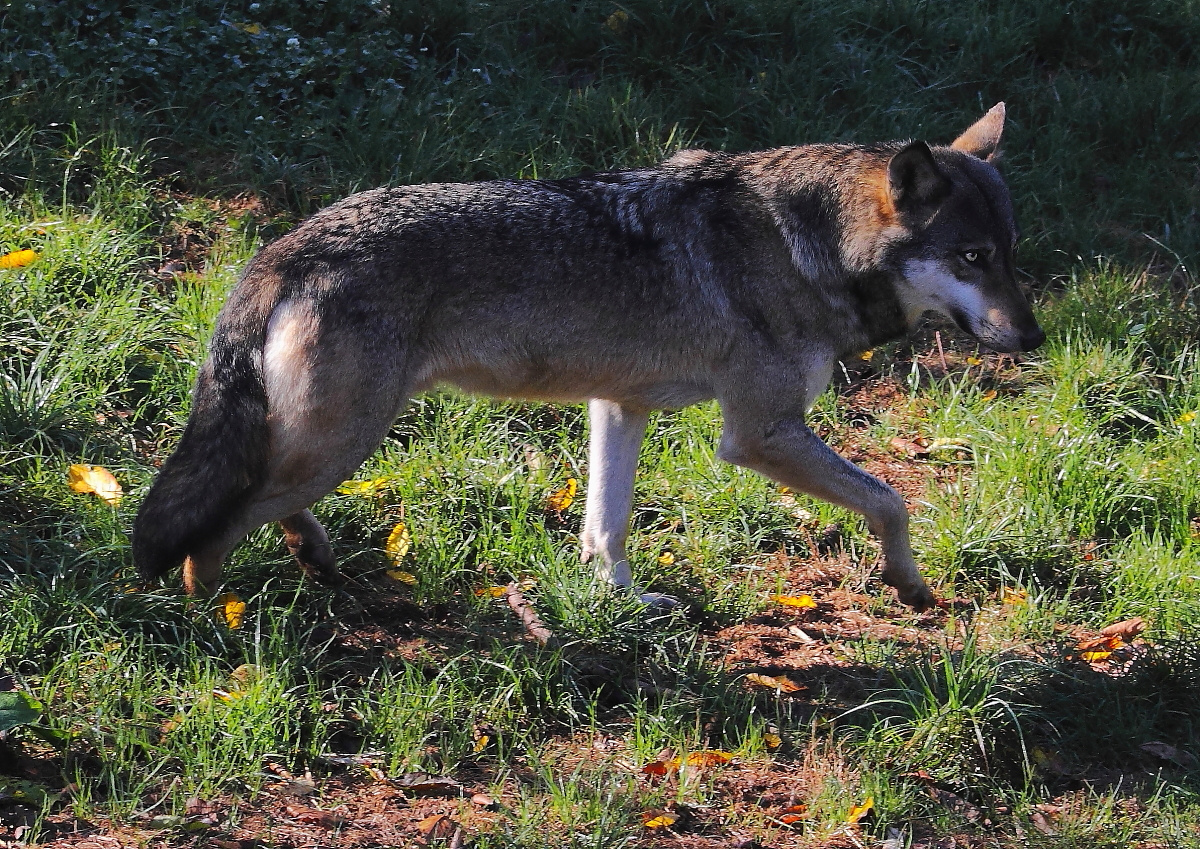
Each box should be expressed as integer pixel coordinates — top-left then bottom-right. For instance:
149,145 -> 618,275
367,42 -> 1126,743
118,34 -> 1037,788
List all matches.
1,1 -> 1200,846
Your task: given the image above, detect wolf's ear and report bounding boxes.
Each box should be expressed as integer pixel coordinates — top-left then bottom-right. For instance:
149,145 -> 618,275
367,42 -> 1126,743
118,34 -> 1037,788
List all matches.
951,102 -> 1005,160
888,141 -> 950,210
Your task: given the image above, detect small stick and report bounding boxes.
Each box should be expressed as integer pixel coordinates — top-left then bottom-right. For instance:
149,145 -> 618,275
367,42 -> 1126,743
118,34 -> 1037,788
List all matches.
504,583 -> 555,647
934,330 -> 949,373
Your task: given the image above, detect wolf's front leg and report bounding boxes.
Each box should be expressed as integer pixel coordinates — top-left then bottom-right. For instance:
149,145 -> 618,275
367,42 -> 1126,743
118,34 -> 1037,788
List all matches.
717,413 -> 936,611
581,399 -> 668,601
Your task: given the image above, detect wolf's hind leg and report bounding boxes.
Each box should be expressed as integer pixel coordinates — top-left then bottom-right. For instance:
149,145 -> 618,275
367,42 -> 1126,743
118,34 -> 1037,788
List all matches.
280,510 -> 341,585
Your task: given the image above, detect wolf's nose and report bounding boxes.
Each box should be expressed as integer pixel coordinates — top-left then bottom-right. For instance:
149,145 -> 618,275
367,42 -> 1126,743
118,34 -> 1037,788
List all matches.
1021,326 -> 1046,351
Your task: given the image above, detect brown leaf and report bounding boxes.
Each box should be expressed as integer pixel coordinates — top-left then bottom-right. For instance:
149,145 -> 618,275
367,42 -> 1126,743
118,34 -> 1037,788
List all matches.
1140,741 -> 1199,768
1101,617 -> 1146,641
417,813 -> 457,840
889,436 -> 928,458
284,805 -> 341,827
746,672 -> 804,693
394,773 -> 462,797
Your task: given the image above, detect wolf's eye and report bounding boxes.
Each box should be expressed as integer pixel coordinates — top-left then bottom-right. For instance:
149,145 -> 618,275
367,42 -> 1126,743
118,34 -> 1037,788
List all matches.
962,250 -> 980,263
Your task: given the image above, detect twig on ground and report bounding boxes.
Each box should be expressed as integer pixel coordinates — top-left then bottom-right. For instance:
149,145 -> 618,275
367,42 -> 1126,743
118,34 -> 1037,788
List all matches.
504,583 -> 556,647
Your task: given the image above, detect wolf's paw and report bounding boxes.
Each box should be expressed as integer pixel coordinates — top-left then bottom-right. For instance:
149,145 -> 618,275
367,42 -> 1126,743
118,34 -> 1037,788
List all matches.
637,591 -> 680,610
882,569 -> 937,612
894,582 -> 937,612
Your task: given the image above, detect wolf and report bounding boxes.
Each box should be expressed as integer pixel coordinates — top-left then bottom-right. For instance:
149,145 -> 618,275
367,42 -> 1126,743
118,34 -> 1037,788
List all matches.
133,103 -> 1043,611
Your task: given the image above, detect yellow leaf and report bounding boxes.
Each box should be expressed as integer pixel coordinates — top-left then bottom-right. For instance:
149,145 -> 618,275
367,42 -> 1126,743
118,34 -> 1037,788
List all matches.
546,478 -> 577,512
67,464 -> 123,505
846,796 -> 874,823
0,248 -> 38,269
859,349 -> 874,361
238,22 -> 262,34
657,550 -> 675,566
385,521 -> 411,563
683,750 -> 733,767
217,592 -> 246,629
966,355 -> 983,366
336,476 -> 391,497
982,389 -> 998,401
764,732 -> 782,749
1080,649 -> 1113,662
642,811 -> 678,829
606,9 -> 629,33
474,585 -> 509,598
473,734 -> 490,753
771,594 -> 817,609
1001,587 -> 1027,606
386,569 -> 417,585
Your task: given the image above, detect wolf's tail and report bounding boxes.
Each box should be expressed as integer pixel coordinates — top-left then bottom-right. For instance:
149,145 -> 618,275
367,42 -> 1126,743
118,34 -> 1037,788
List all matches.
133,272 -> 277,582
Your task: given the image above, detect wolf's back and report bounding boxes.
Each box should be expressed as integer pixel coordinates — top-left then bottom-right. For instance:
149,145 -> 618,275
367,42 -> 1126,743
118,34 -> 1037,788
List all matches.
132,264 -> 280,582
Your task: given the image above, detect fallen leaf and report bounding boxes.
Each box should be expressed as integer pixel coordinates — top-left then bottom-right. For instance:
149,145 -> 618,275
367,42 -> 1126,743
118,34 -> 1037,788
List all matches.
889,436 -> 928,458
474,586 -> 508,598
545,478 -> 577,512
473,734 -> 490,753
1101,617 -> 1146,641
417,813 -> 456,839
216,592 -> 246,629
683,750 -> 733,767
982,389 -> 998,401
787,625 -> 816,642
393,773 -> 462,797
1001,587 -> 1028,606
746,673 -> 804,693
385,521 -> 411,563
1030,811 -> 1057,835
966,355 -> 983,366
846,796 -> 874,823
336,476 -> 391,497
771,594 -> 817,609
471,793 -> 496,808
859,349 -> 874,361
780,804 -> 807,822
657,550 -> 675,566
67,464 -> 122,505
642,810 -> 679,829
606,9 -> 629,33
764,732 -> 782,749
285,805 -> 340,827
1140,741 -> 1199,768
0,248 -> 38,269
386,569 -> 417,585
641,760 -> 672,777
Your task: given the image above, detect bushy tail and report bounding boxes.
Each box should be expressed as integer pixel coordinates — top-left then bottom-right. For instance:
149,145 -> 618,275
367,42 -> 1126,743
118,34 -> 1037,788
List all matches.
133,322 -> 271,582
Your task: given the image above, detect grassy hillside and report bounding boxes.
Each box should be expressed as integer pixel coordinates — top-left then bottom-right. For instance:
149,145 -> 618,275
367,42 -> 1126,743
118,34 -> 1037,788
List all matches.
1,2 -> 1199,846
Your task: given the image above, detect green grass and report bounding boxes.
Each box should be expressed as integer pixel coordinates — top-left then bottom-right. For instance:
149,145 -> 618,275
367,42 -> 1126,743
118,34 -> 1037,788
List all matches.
2,1 -> 1200,846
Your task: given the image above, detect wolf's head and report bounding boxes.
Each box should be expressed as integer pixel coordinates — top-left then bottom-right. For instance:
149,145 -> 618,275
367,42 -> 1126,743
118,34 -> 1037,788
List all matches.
883,104 -> 1044,353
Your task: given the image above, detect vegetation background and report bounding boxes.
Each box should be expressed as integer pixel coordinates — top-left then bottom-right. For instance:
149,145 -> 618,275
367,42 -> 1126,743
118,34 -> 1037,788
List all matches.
1,0 -> 1198,846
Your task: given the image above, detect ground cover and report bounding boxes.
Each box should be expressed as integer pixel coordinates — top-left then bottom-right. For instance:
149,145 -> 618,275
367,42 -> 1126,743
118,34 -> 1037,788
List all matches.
2,2 -> 1199,846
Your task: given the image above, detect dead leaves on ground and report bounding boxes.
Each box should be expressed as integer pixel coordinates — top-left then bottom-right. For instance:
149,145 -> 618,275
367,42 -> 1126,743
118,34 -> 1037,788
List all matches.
67,463 -> 122,505
1068,617 -> 1149,671
641,750 -> 734,778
